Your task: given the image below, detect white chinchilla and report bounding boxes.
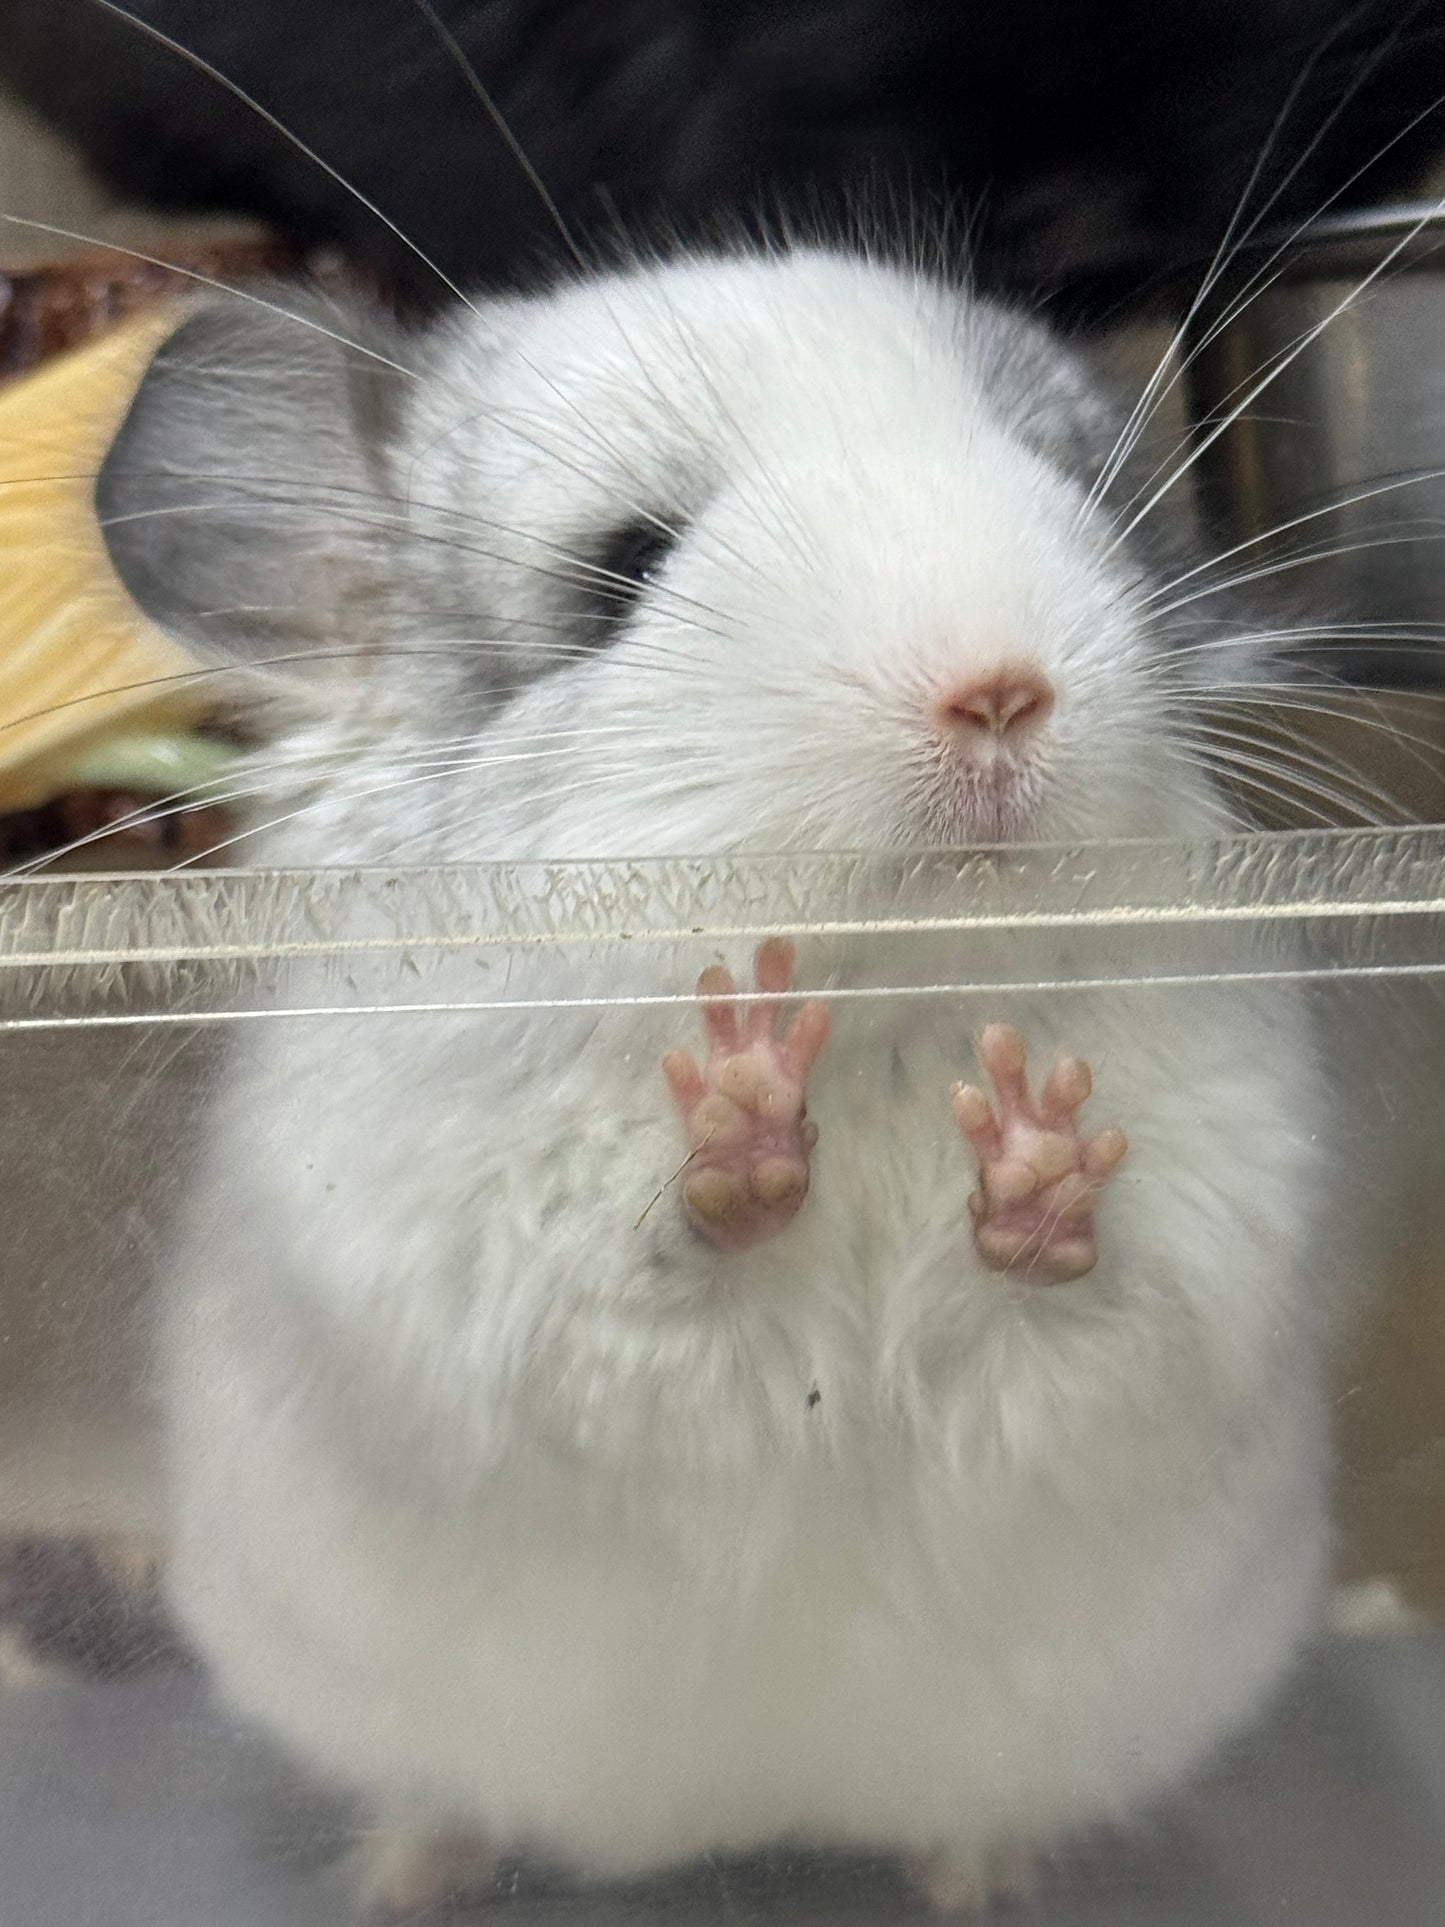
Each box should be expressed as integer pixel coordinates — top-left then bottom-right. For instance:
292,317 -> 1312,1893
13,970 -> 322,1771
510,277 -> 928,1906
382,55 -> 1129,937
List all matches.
104,248 -> 1342,1916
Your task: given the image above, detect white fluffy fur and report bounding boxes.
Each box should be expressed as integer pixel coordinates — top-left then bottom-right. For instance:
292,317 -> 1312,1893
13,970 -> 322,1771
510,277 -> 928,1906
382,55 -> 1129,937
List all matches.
160,251 -> 1339,1899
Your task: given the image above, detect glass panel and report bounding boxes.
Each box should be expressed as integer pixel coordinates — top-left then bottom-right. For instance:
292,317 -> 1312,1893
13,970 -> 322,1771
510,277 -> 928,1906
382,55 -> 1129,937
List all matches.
2,836 -> 1443,1924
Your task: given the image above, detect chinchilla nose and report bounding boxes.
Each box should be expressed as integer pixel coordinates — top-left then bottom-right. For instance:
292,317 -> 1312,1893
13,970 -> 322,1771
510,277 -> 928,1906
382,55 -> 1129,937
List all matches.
933,666 -> 1055,740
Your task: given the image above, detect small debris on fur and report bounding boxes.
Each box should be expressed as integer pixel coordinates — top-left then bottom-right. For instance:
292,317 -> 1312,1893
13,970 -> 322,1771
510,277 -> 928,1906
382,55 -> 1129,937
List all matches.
634,1125 -> 717,1230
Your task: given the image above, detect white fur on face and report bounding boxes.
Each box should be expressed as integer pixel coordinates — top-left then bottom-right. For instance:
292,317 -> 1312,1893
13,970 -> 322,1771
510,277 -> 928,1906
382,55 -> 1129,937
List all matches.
356,251 -> 1212,867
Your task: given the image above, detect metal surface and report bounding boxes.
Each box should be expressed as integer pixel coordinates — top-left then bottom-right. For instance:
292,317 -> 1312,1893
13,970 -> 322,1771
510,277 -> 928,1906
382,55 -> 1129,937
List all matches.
1185,204 -> 1445,686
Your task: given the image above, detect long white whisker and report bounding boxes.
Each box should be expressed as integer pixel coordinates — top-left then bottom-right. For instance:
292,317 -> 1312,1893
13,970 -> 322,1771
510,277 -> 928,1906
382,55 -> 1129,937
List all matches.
1203,686 -> 1445,779
89,0 -> 482,315
408,0 -> 589,273
428,390 -> 773,616
1082,20 -> 1360,515
1182,735 -> 1394,827
1187,718 -> 1413,820
1091,31 -> 1445,519
0,212 -> 417,376
1142,468 -> 1445,609
176,740 -> 642,868
1149,530 -> 1445,620
94,479 -> 742,643
1110,187 -> 1445,552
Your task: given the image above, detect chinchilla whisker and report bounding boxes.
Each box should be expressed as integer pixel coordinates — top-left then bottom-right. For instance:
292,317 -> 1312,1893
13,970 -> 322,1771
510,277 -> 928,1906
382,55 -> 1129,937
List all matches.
1187,748 -> 1384,828
1183,718 -> 1414,821
652,297 -> 825,578
94,449 -> 757,637
96,489 -> 742,644
1107,186 -> 1445,553
1147,535 -> 1445,619
0,212 -> 419,378
407,0 -> 590,270
1086,19 -> 1437,513
1142,471 -> 1445,609
1207,680 -> 1445,728
1174,710 -> 1414,820
90,0 -> 483,316
140,744 -> 645,870
1201,688 -> 1445,780
1085,32 -> 1355,512
463,393 -> 794,601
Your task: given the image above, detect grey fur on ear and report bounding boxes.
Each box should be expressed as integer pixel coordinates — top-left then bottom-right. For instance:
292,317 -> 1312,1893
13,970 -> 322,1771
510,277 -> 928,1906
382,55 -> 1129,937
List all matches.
96,288 -> 412,671
967,306 -> 1127,488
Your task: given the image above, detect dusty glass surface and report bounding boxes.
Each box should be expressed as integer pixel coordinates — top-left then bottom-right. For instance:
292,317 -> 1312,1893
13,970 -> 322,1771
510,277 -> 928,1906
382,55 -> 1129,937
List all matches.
1,832 -> 1443,1926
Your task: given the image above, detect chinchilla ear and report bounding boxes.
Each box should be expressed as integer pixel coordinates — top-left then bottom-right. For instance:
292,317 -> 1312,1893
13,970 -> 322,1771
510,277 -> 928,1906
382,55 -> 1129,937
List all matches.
96,288 -> 412,674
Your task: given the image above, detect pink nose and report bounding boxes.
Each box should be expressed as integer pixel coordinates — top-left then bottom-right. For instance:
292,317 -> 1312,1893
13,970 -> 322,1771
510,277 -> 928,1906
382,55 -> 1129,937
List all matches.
934,667 -> 1054,740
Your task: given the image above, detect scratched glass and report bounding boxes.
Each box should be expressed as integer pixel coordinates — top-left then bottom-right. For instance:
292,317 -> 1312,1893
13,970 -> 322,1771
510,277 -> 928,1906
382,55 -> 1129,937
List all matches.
1,830 -> 1443,1927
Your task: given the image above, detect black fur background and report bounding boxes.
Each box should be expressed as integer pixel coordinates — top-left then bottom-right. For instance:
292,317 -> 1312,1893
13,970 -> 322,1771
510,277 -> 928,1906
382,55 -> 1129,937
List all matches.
2,2 -> 1445,319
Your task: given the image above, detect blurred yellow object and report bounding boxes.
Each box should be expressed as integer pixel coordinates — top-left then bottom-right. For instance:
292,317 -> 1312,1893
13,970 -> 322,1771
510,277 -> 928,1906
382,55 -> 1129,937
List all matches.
0,306 -> 214,813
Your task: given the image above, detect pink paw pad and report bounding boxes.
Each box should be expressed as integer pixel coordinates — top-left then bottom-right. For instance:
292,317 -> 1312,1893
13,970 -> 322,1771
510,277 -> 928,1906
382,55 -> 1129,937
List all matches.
663,937 -> 830,1252
952,1022 -> 1126,1285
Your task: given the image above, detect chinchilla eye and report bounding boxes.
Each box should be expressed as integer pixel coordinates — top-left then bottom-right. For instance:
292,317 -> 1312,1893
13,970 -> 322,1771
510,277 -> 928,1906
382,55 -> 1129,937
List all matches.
572,519 -> 681,644
594,521 -> 677,599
